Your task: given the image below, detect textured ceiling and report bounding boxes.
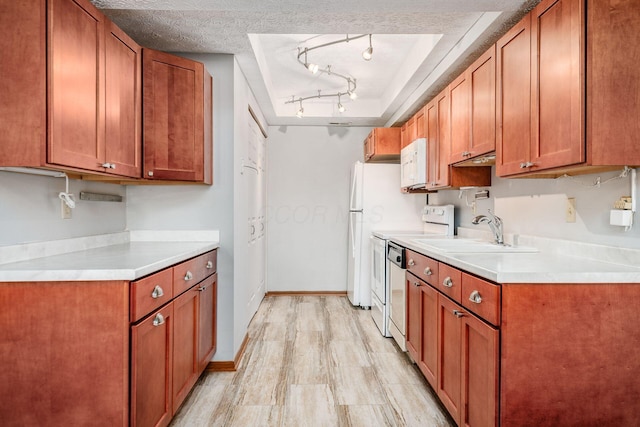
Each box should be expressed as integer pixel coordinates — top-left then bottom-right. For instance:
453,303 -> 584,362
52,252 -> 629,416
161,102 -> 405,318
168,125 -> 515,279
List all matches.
92,0 -> 540,127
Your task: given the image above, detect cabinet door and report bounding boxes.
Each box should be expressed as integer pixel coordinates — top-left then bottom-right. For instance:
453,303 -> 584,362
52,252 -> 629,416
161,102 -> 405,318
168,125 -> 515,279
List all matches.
131,305 -> 173,427
437,296 -> 462,424
400,122 -> 409,149
449,73 -> 470,164
434,89 -> 451,188
172,287 -> 199,414
48,0 -> 105,171
143,49 -> 206,182
407,116 -> 417,143
496,15 -> 531,177
531,0 -> 584,170
197,273 -> 218,373
426,99 -> 439,188
105,20 -> 141,178
469,46 -> 496,160
405,273 -> 422,363
415,107 -> 426,140
419,280 -> 439,389
461,313 -> 499,427
364,133 -> 374,161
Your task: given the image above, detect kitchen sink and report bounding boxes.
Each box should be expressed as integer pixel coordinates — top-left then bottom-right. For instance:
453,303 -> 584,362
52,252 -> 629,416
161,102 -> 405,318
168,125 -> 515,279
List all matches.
410,238 -> 538,253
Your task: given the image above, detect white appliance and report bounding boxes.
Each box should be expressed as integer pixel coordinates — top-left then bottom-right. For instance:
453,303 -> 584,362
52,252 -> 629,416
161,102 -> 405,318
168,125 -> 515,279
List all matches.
347,161 -> 425,308
400,138 -> 427,189
387,204 -> 454,349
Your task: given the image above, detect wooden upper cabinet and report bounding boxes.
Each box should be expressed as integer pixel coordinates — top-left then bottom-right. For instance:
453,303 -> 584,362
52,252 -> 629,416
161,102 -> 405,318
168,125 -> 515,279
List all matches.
497,0 -> 585,177
449,44 -> 498,165
496,14 -> 532,176
143,49 -> 213,183
363,127 -> 401,163
1,0 -> 141,178
530,0 -> 584,171
400,122 -> 410,149
414,107 -> 426,140
48,0 -> 105,172
104,21 -> 142,178
586,0 -> 640,165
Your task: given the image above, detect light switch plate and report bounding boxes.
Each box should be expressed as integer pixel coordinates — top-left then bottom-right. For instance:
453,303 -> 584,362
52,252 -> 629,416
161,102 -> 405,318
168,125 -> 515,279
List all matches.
566,197 -> 576,223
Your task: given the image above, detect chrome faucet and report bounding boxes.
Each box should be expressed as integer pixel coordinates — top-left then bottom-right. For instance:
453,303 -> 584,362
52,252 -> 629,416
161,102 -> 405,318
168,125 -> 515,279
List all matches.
472,210 -> 504,245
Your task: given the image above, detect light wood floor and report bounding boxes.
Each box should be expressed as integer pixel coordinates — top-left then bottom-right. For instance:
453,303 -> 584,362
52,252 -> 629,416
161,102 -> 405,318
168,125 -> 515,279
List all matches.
170,295 -> 453,426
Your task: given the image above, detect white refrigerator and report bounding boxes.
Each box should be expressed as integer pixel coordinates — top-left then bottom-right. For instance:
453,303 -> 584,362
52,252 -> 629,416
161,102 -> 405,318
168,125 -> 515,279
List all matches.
347,161 -> 425,307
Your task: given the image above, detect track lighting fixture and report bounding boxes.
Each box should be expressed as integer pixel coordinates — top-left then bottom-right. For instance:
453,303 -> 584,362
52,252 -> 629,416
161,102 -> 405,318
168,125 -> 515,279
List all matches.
287,34 -> 373,117
362,34 -> 373,61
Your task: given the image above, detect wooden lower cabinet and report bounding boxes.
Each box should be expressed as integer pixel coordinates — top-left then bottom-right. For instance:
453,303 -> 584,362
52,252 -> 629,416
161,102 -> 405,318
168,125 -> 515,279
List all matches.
405,273 -> 422,363
437,296 -> 463,422
131,305 -> 174,427
406,272 -> 438,388
172,287 -> 200,415
198,273 -> 218,372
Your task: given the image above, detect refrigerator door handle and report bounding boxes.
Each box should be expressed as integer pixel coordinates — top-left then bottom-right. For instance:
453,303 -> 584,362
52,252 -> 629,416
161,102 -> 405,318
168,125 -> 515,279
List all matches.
349,162 -> 361,211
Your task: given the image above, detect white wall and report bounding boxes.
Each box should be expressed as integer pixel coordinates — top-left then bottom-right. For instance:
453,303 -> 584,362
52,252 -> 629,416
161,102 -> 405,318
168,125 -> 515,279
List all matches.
266,125 -> 370,292
0,171 -> 126,245
430,167 -> 640,248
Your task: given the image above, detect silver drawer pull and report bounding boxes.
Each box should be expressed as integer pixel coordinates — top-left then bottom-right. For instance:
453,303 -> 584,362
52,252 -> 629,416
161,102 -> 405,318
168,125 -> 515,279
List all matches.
184,271 -> 193,281
413,281 -> 421,287
206,260 -> 213,269
453,309 -> 465,318
443,277 -> 453,288
408,259 -> 416,266
469,290 -> 482,304
424,267 -> 432,276
152,313 -> 165,326
519,161 -> 536,169
198,285 -> 208,292
151,285 -> 164,299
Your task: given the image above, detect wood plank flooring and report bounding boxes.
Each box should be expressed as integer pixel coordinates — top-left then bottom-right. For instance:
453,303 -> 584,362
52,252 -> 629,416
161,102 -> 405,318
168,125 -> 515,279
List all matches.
170,295 -> 453,426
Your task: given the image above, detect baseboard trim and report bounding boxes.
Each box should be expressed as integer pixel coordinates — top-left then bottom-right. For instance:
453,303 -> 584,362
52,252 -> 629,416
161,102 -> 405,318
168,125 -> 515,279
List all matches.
205,333 -> 250,372
265,291 -> 347,297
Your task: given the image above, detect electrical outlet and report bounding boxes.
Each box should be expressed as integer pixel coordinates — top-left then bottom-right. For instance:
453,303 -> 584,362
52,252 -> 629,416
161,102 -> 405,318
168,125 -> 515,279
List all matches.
566,197 -> 576,223
61,200 -> 72,220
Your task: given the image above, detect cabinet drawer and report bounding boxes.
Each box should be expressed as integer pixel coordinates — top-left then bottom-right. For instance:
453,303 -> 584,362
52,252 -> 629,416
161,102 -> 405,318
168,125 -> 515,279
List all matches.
406,250 -> 438,285
131,268 -> 173,322
173,251 -> 216,296
461,272 -> 501,326
438,263 -> 462,303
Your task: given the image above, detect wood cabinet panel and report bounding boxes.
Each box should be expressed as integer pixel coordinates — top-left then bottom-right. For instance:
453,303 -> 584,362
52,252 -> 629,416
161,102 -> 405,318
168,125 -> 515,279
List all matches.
449,73 -> 470,164
437,295 -> 462,423
405,272 -> 422,363
433,89 -> 451,188
414,108 -> 426,140
198,273 -> 218,372
172,288 -> 199,414
531,0 -> 584,170
496,14 -> 531,176
461,312 -> 499,427
587,0 -> 640,165
143,49 -> 212,183
0,281 -> 129,426
461,272 -> 501,326
131,304 -> 173,427
131,268 -> 173,322
173,250 -> 216,296
438,263 -> 462,303
419,279 -> 439,388
469,46 -> 496,160
406,249 -> 438,285
48,0 -> 105,171
105,20 -> 142,177
0,1 -> 46,167
400,122 -> 410,149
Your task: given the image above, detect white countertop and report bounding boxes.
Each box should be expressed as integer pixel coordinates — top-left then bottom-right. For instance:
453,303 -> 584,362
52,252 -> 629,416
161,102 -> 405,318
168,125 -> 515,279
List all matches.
0,231 -> 219,282
391,233 -> 640,284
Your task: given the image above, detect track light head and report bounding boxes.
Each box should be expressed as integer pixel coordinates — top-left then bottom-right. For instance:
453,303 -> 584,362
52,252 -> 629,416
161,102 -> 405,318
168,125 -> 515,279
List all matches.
348,90 -> 358,100
296,107 -> 304,118
307,62 -> 319,74
362,34 -> 373,61
338,103 -> 345,113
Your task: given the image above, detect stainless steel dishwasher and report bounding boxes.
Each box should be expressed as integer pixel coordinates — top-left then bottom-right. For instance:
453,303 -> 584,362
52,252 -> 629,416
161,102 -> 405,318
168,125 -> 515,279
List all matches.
387,241 -> 407,351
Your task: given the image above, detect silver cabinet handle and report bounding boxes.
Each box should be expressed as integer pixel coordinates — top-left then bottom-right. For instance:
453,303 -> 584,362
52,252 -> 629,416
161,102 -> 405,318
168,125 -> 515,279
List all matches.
408,259 -> 416,266
152,313 -> 165,326
151,285 -> 164,299
424,267 -> 432,276
413,281 -> 421,287
206,260 -> 213,269
519,162 -> 535,169
184,271 -> 193,281
101,162 -> 112,169
443,277 -> 453,288
198,285 -> 207,292
469,290 -> 482,304
453,310 -> 465,318
462,151 -> 471,157
148,171 -> 154,177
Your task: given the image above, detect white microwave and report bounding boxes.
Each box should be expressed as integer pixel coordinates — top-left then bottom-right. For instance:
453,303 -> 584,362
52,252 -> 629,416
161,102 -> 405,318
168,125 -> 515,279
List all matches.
400,138 -> 427,189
